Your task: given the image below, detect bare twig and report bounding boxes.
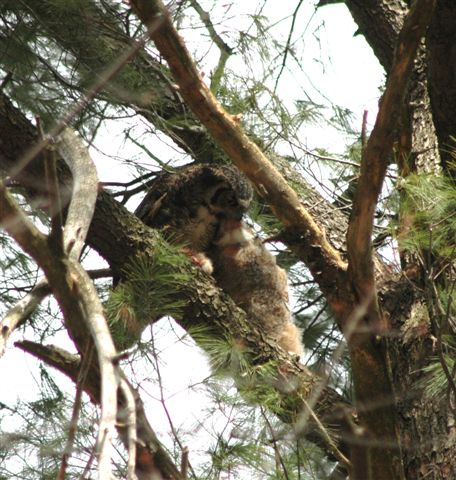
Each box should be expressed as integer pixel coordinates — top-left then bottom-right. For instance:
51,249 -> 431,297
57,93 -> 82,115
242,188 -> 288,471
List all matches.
8,21 -> 164,182
361,109 -> 368,150
16,340 -> 184,479
300,396 -> 351,469
118,378 -> 138,480
189,0 -> 234,94
273,0 -> 305,93
0,172 -> 119,480
0,268 -> 111,358
180,446 -> 189,480
0,278 -> 49,357
58,343 -> 94,480
37,118 -> 64,251
260,407 -> 291,480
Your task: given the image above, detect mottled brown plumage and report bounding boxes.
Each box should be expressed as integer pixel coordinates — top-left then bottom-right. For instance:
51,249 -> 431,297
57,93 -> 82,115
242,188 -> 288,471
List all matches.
136,163 -> 302,356
135,164 -> 253,252
208,220 -> 303,357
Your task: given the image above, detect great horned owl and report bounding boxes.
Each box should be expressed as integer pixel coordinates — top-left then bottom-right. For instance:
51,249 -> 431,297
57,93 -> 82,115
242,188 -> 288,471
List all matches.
135,164 -> 253,253
208,219 -> 303,357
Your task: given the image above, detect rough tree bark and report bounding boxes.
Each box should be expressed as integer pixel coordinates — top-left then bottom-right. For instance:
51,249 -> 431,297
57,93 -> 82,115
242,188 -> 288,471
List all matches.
344,1 -> 456,478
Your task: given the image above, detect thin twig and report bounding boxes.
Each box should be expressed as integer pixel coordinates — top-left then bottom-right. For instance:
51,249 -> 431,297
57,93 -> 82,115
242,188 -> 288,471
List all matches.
189,0 -> 233,94
0,268 -> 112,358
58,343 -> 94,480
273,0 -> 305,93
260,407 -> 291,480
361,109 -> 368,150
118,378 -> 138,480
8,19 -> 164,182
37,118 -> 64,252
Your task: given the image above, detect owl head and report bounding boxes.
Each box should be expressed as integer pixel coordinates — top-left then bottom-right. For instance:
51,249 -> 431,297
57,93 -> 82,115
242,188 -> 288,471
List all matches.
135,163 -> 253,251
200,165 -> 252,221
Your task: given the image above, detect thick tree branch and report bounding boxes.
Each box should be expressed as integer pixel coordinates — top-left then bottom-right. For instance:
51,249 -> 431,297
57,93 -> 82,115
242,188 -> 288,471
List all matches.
344,3 -> 435,477
0,182 -> 120,479
17,0 -> 355,300
130,0 -> 349,307
56,128 -> 99,259
344,0 -> 440,175
0,269 -> 111,358
0,93 -> 351,469
1,129 -> 124,478
427,0 -> 456,176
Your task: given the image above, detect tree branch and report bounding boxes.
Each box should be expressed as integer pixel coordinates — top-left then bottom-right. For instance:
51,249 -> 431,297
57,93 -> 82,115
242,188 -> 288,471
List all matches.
0,269 -> 111,358
15,340 -> 184,480
0,179 -> 121,479
130,0 -> 351,316
188,0 -> 234,94
17,0 -> 356,306
347,0 -> 436,324
344,0 -> 440,175
0,92 -> 351,468
56,128 -> 99,259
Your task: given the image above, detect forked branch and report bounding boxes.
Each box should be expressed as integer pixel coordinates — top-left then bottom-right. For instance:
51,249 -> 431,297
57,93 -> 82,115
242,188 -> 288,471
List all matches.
346,0 -> 436,320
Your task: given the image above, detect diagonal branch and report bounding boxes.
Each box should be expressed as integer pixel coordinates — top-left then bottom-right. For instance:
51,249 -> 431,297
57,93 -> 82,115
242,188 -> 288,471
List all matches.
346,0 -> 436,320
0,92 -> 352,468
15,340 -> 184,480
188,0 -> 234,94
0,182 -> 120,479
56,128 -> 99,259
0,269 -> 111,358
15,0 -> 355,306
129,0 -> 347,284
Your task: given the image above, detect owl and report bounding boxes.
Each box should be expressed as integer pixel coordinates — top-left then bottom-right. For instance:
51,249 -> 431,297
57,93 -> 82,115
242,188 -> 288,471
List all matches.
208,219 -> 303,357
135,163 -> 253,272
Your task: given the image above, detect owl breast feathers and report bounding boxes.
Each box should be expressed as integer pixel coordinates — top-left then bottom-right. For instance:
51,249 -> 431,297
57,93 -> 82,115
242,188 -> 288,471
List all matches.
209,219 -> 303,357
135,164 -> 253,251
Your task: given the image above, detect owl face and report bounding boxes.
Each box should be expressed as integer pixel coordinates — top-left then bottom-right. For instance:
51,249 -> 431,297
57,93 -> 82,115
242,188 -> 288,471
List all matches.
135,163 -> 253,251
203,178 -> 252,221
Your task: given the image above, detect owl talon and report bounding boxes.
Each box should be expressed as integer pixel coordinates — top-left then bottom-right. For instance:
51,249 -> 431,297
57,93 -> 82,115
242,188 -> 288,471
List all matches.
183,248 -> 214,275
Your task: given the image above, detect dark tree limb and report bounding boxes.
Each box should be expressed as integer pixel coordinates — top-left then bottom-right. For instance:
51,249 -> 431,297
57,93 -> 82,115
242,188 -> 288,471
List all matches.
345,1 -> 436,478
347,0 -> 436,324
17,0 -> 354,268
344,0 -> 441,175
0,166 -> 120,479
427,0 -> 456,176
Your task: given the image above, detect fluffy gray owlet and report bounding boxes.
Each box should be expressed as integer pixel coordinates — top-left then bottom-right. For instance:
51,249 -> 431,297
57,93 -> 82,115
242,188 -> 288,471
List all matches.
208,219 -> 303,357
135,164 -> 253,271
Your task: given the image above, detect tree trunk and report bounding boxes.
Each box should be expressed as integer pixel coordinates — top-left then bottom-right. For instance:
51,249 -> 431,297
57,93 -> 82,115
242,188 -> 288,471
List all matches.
343,1 -> 456,477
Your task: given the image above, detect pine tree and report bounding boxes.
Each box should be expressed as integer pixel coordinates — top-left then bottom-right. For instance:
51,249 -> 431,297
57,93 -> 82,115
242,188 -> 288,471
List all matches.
0,1 -> 455,479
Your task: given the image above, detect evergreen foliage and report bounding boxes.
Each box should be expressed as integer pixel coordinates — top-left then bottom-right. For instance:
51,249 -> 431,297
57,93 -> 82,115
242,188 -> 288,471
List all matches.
106,234 -> 192,348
